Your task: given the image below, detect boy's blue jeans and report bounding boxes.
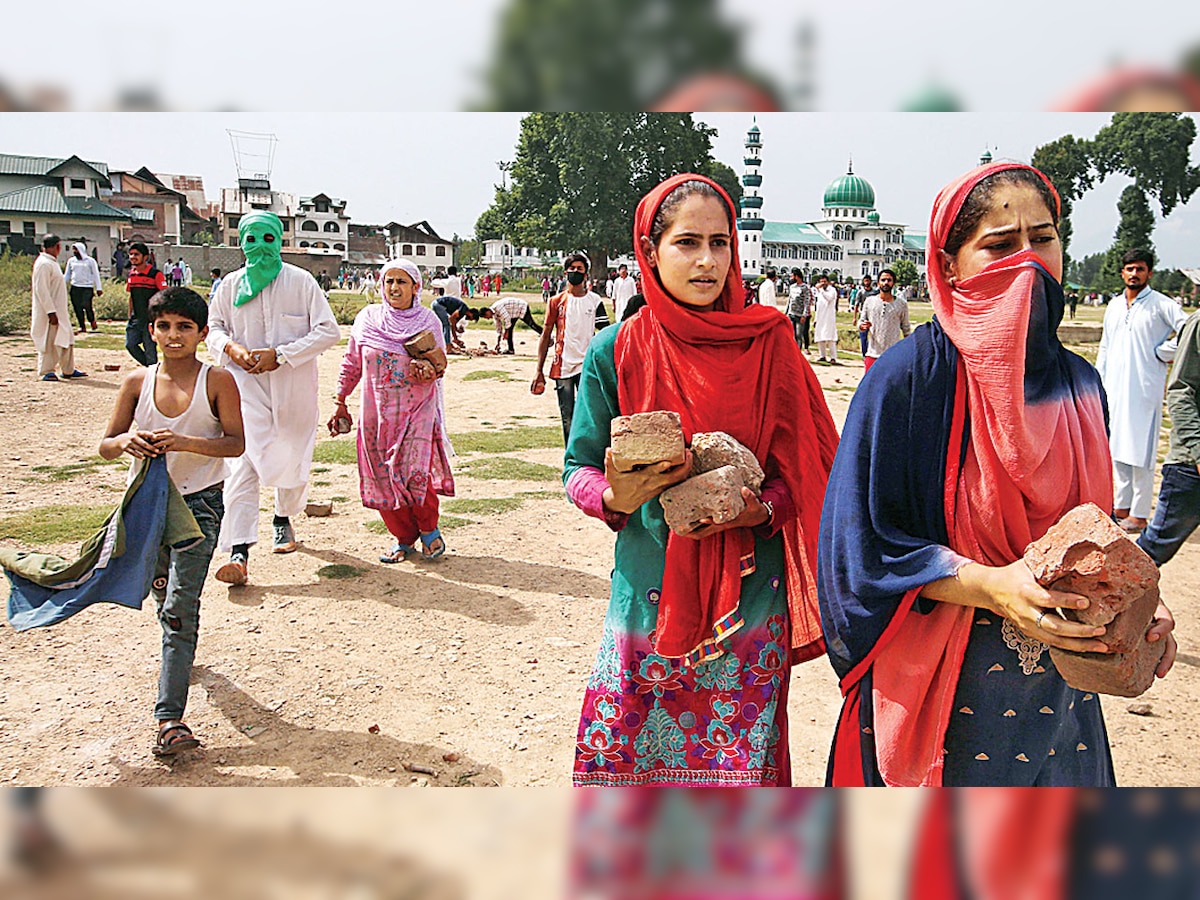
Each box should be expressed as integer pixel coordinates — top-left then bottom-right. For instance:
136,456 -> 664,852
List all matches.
1137,463 -> 1200,567
152,485 -> 223,721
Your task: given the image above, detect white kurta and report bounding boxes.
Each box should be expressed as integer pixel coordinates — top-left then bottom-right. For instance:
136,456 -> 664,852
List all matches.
30,252 -> 72,351
1095,287 -> 1188,469
812,286 -> 839,343
207,264 -> 340,489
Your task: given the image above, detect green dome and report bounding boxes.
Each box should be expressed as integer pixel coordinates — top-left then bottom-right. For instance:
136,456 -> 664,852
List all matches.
867,211 -> 880,223
823,169 -> 875,208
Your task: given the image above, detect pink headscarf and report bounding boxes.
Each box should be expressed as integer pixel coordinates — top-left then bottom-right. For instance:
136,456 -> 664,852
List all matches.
350,259 -> 443,355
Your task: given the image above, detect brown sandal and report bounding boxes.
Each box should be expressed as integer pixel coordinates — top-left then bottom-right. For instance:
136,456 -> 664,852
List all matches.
153,720 -> 200,757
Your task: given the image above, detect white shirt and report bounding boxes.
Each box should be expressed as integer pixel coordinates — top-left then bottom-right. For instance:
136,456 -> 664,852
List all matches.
1096,286 -> 1188,469
64,252 -> 102,289
207,263 -> 340,488
557,290 -> 604,380
757,278 -> 778,309
31,252 -> 72,351
812,285 -> 839,342
610,274 -> 638,320
443,274 -> 462,299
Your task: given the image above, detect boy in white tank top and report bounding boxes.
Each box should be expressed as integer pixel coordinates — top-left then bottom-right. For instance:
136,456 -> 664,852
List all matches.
100,287 -> 244,758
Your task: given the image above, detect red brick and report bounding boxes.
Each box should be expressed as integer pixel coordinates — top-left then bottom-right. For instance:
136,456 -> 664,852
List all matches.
659,465 -> 746,533
610,411 -> 686,473
1049,634 -> 1166,698
1023,502 -> 1159,627
403,330 -> 437,356
690,432 -> 764,493
1025,503 -> 1165,697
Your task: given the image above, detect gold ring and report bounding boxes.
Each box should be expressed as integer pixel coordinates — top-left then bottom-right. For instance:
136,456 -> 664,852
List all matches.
1036,610 -> 1047,628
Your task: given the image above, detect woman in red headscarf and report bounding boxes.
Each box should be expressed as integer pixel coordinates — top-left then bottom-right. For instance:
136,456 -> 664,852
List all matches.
818,161 -> 1178,787
562,174 -> 839,786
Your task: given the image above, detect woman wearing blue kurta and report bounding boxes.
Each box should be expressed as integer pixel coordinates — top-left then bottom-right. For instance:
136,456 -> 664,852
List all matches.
819,161 -> 1177,787
564,174 -> 839,786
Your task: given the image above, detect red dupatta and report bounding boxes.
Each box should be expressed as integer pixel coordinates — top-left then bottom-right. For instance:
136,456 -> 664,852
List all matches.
614,173 -> 839,665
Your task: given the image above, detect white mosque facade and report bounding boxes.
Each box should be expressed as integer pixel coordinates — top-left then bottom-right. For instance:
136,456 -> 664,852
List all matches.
737,121 -> 927,286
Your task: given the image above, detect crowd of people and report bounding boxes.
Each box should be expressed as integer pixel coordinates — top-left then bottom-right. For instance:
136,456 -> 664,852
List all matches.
10,157 -> 1196,791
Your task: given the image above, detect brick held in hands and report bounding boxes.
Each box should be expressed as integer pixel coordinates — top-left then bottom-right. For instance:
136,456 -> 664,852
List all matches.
659,465 -> 746,534
610,410 -> 686,472
1049,632 -> 1166,698
422,346 -> 448,375
1023,502 -> 1159,627
690,432 -> 765,493
403,330 -> 438,357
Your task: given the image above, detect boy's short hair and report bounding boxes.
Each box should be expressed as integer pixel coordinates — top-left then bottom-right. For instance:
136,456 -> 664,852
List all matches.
879,268 -> 897,280
447,265 -> 457,275
1121,247 -> 1155,269
564,251 -> 590,271
41,233 -> 61,250
149,286 -> 208,329
210,267 -> 221,277
129,241 -> 150,256
791,267 -> 803,277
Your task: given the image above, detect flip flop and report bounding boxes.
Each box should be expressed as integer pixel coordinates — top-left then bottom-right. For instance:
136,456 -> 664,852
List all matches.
420,529 -> 446,560
380,542 -> 414,563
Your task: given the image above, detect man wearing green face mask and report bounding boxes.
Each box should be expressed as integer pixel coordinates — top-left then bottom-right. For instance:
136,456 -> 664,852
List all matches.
206,212 -> 340,584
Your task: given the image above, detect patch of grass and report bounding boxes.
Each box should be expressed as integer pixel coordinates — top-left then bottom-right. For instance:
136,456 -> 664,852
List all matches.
311,466 -> 330,474
30,457 -> 124,482
74,331 -> 128,352
312,441 -> 358,465
331,495 -> 351,503
0,503 -> 112,543
510,414 -> 535,420
448,425 -> 562,454
317,564 -> 364,579
364,520 -> 388,534
438,515 -> 474,531
443,497 -> 525,516
313,480 -> 331,486
462,369 -> 516,382
457,457 -> 559,481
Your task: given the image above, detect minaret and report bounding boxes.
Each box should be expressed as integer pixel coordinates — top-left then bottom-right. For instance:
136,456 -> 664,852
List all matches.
738,119 -> 765,279
980,147 -> 993,166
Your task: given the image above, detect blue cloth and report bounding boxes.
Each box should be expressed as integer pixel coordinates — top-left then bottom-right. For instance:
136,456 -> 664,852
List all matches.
6,456 -> 177,630
817,320 -> 966,683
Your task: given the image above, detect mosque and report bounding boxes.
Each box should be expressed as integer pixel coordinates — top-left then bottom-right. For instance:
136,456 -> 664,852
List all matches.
736,120 -> 928,286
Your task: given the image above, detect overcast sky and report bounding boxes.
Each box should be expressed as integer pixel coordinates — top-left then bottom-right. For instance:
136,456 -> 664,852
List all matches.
4,112 -> 1198,268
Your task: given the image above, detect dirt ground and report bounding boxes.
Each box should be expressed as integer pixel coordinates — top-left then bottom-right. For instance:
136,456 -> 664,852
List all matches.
1,309 -> 1197,791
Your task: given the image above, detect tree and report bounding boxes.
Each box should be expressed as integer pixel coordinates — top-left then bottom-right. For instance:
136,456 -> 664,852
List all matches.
455,235 -> 482,268
1031,134 -> 1096,265
481,113 -> 735,281
697,158 -> 742,208
474,205 -> 506,242
1091,113 -> 1200,289
890,259 -> 918,287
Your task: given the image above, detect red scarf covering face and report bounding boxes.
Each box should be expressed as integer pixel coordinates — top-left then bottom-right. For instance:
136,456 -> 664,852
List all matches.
614,173 -> 839,665
868,162 -> 1112,787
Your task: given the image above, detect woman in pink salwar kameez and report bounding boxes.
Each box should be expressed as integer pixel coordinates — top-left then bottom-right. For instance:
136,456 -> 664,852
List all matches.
329,259 -> 455,561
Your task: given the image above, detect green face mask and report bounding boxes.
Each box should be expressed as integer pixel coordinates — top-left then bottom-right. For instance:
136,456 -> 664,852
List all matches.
235,211 -> 284,307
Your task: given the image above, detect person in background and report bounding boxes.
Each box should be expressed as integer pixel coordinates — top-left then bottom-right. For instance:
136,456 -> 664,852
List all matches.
63,242 -> 101,333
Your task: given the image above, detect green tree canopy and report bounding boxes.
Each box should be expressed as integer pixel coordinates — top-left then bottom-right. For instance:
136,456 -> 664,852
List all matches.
481,113 -> 738,278
1031,133 -> 1096,264
890,258 -> 918,287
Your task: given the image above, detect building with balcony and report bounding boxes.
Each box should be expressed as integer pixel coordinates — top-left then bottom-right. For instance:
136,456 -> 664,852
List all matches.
295,193 -> 350,261
384,220 -> 456,267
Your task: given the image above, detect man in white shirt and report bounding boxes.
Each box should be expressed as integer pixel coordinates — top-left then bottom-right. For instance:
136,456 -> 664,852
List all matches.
206,212 -> 340,583
1096,248 -> 1188,532
31,234 -> 85,381
757,268 -> 779,309
609,263 -> 638,321
812,273 -> 840,364
532,252 -> 609,444
443,265 -> 463,300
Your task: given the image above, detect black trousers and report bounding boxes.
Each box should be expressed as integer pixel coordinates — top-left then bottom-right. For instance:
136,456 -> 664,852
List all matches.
502,309 -> 544,353
69,285 -> 96,330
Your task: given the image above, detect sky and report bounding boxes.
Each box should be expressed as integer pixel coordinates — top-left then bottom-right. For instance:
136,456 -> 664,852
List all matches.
1,1 -> 1197,112
4,112 -> 1199,268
